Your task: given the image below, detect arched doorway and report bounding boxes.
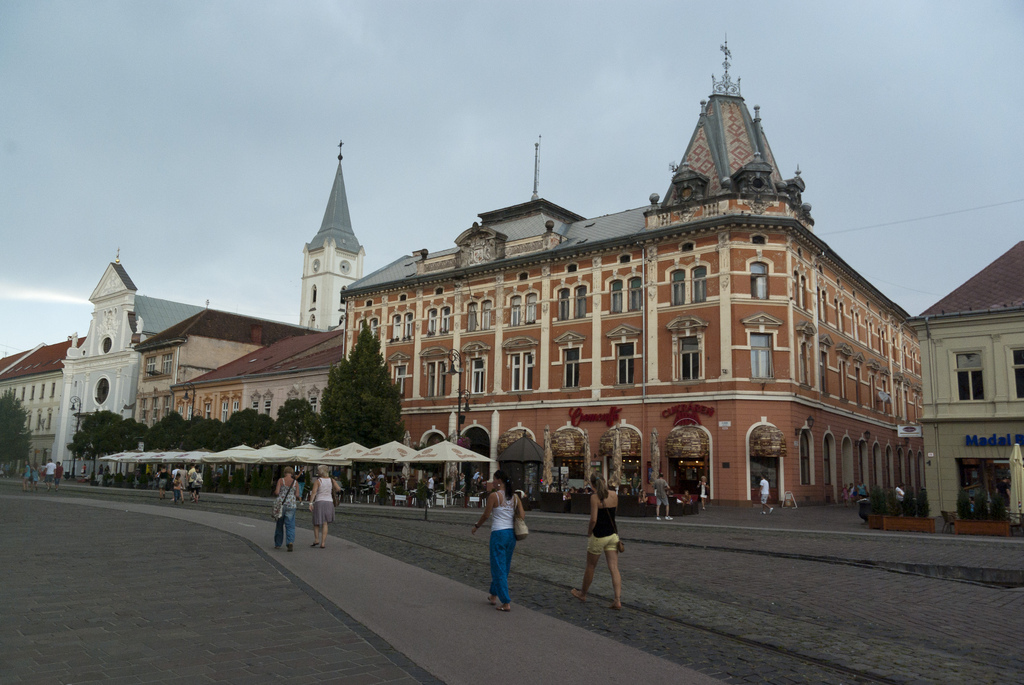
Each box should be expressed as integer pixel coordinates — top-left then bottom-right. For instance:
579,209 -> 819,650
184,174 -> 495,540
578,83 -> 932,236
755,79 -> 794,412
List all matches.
749,425 -> 786,502
463,425 -> 492,486
842,436 -> 854,490
598,426 -> 641,486
665,425 -> 710,498
551,427 -> 586,491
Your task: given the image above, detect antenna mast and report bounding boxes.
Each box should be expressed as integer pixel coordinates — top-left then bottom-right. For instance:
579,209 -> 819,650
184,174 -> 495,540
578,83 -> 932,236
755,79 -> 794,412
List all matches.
531,136 -> 541,200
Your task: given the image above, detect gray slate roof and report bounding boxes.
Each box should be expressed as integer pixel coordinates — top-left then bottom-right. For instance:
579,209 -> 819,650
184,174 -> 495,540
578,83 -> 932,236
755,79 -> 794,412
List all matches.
349,205 -> 647,292
306,160 -> 362,254
134,296 -> 205,336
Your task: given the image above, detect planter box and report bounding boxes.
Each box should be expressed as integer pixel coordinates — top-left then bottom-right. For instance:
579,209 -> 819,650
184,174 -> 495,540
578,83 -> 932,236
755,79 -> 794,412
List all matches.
882,516 -> 936,533
539,492 -> 571,513
954,520 -> 1011,537
867,514 -> 884,529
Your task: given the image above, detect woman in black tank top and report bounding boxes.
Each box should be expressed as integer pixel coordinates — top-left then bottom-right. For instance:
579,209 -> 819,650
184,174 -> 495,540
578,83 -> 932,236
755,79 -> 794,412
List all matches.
570,475 -> 622,610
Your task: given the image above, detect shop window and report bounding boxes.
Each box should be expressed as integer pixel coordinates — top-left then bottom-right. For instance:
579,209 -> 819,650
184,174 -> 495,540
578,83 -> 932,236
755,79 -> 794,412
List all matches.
616,343 -> 635,385
692,267 -> 707,303
956,353 -> 984,400
558,289 -> 570,320
404,313 -> 414,339
467,303 -> 478,332
425,360 -> 447,398
751,334 -> 773,379
678,336 -> 700,381
525,294 -> 538,324
481,301 -> 492,330
628,277 -> 642,311
509,352 -> 534,391
471,358 -> 486,394
564,348 -> 580,388
610,281 -> 623,313
751,262 -> 768,299
510,296 -> 522,326
1013,349 -> 1024,398
574,286 -> 587,318
671,271 -> 686,305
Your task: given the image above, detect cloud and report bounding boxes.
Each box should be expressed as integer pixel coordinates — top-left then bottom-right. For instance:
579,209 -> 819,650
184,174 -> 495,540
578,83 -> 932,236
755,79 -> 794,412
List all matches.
0,284 -> 91,305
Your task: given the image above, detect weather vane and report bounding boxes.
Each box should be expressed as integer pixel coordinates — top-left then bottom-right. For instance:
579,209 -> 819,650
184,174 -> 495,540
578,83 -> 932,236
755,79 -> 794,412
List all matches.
712,38 -> 741,96
338,140 -> 344,161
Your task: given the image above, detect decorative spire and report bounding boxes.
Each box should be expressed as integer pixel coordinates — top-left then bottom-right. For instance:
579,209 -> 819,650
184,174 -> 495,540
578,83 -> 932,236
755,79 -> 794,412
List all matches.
338,139 -> 343,161
531,135 -> 541,201
306,143 -> 362,253
115,247 -> 120,263
712,39 -> 741,96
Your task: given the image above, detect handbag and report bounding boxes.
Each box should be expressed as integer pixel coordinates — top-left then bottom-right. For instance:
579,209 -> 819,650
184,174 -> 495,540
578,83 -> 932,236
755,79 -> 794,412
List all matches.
513,494 -> 529,541
272,483 -> 294,521
610,505 -> 624,553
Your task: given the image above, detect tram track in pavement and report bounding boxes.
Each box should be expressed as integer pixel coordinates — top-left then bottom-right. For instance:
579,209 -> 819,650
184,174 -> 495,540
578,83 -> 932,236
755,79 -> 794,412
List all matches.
34,483 -> 905,679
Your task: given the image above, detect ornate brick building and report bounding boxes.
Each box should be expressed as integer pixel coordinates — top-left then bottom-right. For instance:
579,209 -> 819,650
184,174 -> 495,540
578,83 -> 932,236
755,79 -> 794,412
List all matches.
340,70 -> 924,506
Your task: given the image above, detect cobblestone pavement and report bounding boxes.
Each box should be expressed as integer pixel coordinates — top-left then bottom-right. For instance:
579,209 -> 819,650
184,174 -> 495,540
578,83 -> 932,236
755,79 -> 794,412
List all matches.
0,497 -> 435,685
6,483 -> 1024,684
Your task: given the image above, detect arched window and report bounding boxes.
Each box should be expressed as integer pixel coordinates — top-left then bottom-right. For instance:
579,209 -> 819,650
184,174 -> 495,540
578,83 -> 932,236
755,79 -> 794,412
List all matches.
525,293 -> 538,323
692,267 -> 707,303
404,312 -> 414,339
392,315 -> 402,340
309,314 -> 316,328
311,285 -> 317,304
481,300 -> 492,330
427,309 -> 438,335
440,306 -> 451,334
628,277 -> 642,311
510,295 -> 522,326
574,285 -> 587,318
558,288 -> 570,320
800,431 -> 811,485
610,281 -> 623,313
671,271 -> 686,305
467,302 -> 478,332
751,262 -> 768,299
369,318 -> 379,337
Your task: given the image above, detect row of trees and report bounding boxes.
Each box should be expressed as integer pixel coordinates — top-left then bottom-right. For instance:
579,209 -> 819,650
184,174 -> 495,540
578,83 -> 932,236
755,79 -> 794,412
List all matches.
69,323 -> 405,459
0,389 -> 32,464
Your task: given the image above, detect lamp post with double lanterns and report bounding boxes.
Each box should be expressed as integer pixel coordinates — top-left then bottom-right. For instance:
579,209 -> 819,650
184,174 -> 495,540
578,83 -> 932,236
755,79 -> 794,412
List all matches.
182,381 -> 196,420
68,396 -> 81,481
446,349 -> 472,507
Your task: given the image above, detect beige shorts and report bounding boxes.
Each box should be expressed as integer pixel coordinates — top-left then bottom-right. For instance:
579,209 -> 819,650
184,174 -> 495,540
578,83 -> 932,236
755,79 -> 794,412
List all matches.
587,533 -> 620,555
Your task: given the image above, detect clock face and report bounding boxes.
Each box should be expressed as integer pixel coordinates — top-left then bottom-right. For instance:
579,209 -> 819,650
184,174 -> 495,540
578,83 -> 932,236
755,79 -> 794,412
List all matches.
312,259 -> 320,273
340,261 -> 350,274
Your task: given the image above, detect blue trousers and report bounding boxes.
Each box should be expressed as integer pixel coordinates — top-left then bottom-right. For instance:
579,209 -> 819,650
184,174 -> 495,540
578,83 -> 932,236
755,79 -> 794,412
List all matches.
488,529 -> 517,605
274,507 -> 296,547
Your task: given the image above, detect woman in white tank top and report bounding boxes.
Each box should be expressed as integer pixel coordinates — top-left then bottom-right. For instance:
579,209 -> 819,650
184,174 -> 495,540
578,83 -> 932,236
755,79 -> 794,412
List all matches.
308,465 -> 341,548
471,470 -> 524,612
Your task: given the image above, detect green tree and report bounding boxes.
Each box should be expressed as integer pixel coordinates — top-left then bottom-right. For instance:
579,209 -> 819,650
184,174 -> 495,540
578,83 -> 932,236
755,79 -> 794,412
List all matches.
183,417 -> 226,451
222,408 -> 273,447
320,322 -> 404,448
145,412 -> 188,449
271,398 -> 321,447
0,389 -> 32,464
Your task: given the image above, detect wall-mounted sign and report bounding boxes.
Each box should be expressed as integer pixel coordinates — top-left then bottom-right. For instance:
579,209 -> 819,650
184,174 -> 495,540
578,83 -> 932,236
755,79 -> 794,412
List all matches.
662,402 -> 715,426
718,421 -> 731,429
897,425 -> 922,438
568,406 -> 621,427
965,434 -> 1024,447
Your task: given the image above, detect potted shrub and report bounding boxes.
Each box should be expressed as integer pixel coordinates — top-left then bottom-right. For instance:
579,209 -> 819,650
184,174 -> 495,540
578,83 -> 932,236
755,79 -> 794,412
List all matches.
230,467 -> 247,495
881,488 -> 936,533
102,472 -> 112,487
916,488 -> 930,518
867,486 -> 886,529
138,472 -> 151,490
377,477 -> 389,505
416,480 -> 429,507
124,473 -> 136,489
955,490 -> 1011,536
113,472 -> 124,488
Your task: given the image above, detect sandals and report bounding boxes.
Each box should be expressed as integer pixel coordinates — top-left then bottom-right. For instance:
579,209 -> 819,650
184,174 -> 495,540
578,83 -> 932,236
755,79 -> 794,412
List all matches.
310,543 -> 320,547
496,604 -> 511,612
487,595 -> 497,606
570,588 -> 586,603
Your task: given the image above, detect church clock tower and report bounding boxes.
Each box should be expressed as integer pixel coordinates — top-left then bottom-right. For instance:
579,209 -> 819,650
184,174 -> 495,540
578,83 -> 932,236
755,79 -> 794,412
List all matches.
301,143 -> 364,330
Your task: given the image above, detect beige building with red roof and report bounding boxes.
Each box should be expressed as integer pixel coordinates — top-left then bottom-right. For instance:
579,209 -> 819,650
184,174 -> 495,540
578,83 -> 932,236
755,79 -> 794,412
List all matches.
173,330 -> 345,424
0,338 -> 83,465
909,241 -> 1024,514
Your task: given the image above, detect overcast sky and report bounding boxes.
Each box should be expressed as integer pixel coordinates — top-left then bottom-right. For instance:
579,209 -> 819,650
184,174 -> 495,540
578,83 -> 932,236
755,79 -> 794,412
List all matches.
2,1 -> 1022,357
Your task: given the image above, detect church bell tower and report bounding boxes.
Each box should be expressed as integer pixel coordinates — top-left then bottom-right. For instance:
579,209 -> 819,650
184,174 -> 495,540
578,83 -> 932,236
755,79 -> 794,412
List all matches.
301,142 -> 365,330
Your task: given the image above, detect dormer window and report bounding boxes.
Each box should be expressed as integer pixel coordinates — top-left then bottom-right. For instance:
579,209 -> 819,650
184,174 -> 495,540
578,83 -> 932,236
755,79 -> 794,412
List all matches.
435,287 -> 444,295
752,235 -> 766,245
399,294 -> 407,301
364,299 -> 373,307
566,263 -> 578,273
681,242 -> 694,252
518,272 -> 529,281
619,254 -> 631,264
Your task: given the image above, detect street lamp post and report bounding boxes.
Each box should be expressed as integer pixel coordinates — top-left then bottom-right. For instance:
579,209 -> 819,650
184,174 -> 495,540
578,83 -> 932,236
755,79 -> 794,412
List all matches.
446,350 -> 472,508
182,381 -> 196,420
68,396 -> 81,481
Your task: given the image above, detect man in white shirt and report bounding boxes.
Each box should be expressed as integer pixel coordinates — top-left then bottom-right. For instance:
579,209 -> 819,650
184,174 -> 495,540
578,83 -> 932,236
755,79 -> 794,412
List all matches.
760,475 -> 773,514
44,460 -> 56,491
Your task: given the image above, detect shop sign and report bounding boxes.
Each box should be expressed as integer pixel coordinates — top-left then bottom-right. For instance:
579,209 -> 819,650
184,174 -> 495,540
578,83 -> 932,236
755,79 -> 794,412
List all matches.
661,402 -> 715,426
897,425 -> 922,438
568,405 -> 621,427
965,433 -> 1024,447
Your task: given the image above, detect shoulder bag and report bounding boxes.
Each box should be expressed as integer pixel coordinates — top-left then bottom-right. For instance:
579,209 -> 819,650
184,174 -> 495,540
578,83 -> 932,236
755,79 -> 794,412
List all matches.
609,503 -> 624,553
513,494 -> 529,541
272,483 -> 294,520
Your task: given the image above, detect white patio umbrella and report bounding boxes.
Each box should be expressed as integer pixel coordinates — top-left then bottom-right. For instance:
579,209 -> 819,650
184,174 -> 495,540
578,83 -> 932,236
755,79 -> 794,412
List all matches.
315,442 -> 367,465
176,450 -> 210,464
204,444 -> 262,464
1009,443 -> 1024,522
356,441 -> 418,463
255,444 -> 295,464
291,444 -> 327,464
397,440 -> 495,464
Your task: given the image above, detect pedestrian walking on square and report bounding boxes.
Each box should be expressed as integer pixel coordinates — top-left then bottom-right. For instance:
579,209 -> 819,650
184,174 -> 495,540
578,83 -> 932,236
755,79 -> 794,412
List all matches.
471,469 -> 524,613
54,462 -> 63,490
760,474 -> 773,514
654,474 -> 672,520
157,466 -> 169,500
43,460 -> 56,491
571,474 -> 623,610
273,466 -> 301,551
308,465 -> 340,549
699,475 -> 708,511
172,472 -> 184,504
22,463 -> 33,492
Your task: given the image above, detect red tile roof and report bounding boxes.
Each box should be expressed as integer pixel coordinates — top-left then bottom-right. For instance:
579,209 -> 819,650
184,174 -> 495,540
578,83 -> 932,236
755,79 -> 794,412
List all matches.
0,338 -> 84,382
187,330 -> 345,385
135,309 -> 313,350
921,241 -> 1024,316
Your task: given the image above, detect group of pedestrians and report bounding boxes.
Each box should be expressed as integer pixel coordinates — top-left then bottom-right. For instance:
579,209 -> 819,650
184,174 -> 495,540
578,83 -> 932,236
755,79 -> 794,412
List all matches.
272,465 -> 341,552
21,460 -> 63,492
155,464 -> 203,504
